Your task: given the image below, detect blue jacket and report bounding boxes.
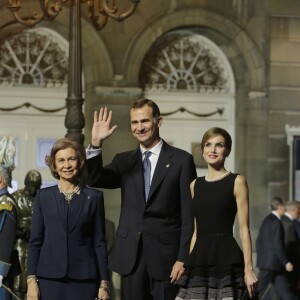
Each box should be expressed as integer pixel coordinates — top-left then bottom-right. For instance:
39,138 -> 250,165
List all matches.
27,186 -> 109,280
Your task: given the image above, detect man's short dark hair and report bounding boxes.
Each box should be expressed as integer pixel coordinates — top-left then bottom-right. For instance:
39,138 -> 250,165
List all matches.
131,98 -> 160,120
271,196 -> 284,211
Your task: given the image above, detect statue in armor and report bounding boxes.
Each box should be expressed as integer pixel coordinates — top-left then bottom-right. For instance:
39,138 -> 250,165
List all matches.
0,136 -> 19,300
12,170 -> 42,298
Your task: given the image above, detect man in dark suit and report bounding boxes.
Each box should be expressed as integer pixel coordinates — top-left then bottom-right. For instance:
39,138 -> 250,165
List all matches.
86,99 -> 197,300
281,201 -> 300,297
256,197 -> 295,300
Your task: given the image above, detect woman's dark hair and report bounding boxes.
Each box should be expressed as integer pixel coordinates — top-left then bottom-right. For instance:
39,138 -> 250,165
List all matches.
131,98 -> 161,120
201,127 -> 232,154
45,138 -> 86,180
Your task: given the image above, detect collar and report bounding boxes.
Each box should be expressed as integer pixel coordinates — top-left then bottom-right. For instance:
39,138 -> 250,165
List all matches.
140,139 -> 163,156
284,212 -> 294,221
271,211 -> 281,220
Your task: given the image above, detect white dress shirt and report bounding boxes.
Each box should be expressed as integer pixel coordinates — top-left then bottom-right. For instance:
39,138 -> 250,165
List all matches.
271,211 -> 281,220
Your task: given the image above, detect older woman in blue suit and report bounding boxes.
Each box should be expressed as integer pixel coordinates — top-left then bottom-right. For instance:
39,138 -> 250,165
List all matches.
26,138 -> 110,300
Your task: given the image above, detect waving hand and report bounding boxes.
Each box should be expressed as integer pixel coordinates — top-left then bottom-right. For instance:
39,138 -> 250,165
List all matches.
91,107 -> 117,147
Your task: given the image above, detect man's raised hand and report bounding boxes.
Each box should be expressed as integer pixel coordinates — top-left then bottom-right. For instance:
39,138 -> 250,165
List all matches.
91,107 -> 117,147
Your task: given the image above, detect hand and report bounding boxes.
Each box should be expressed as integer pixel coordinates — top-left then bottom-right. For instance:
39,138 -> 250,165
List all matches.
91,107 -> 117,147
98,287 -> 109,300
170,261 -> 185,284
286,262 -> 293,272
244,269 -> 258,298
0,275 -> 3,287
27,279 -> 39,300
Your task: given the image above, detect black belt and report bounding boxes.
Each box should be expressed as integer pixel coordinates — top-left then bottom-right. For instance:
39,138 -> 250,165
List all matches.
197,232 -> 233,238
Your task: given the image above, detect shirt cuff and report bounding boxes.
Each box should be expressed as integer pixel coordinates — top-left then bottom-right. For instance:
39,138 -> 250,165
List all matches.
86,145 -> 102,159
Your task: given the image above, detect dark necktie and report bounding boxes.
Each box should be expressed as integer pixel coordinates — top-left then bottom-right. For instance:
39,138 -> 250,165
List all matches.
143,151 -> 152,201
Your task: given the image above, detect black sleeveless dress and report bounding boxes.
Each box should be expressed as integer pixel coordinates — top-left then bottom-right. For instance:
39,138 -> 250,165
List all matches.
176,173 -> 246,300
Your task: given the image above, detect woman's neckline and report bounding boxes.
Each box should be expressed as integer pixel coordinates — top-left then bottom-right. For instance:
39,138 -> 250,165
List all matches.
205,171 -> 231,182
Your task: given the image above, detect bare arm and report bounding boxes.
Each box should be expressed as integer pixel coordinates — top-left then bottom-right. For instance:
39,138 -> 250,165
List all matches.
189,218 -> 197,254
170,180 -> 197,284
234,175 -> 258,298
189,180 -> 197,253
91,107 -> 117,147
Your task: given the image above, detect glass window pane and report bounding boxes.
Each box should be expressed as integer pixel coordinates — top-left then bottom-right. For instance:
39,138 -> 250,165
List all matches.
37,139 -> 56,168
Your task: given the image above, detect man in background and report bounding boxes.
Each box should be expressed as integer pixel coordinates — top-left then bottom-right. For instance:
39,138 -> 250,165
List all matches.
256,196 -> 295,300
281,200 -> 300,298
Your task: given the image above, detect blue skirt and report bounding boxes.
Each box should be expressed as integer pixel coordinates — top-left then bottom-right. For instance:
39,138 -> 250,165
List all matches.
38,277 -> 99,300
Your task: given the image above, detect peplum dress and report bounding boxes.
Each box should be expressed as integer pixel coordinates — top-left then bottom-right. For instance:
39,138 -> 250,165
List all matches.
176,173 -> 246,300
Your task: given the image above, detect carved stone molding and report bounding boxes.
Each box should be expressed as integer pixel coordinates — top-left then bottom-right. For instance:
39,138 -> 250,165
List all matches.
0,102 -> 66,113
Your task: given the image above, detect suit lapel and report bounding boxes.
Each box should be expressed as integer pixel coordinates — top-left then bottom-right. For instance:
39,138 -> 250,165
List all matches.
130,147 -> 145,203
54,185 -> 85,233
148,141 -> 173,201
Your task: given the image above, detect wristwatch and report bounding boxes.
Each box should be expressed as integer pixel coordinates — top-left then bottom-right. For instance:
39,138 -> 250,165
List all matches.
90,143 -> 101,149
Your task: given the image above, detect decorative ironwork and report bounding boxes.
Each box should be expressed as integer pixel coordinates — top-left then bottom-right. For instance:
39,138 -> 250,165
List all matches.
0,29 -> 68,87
140,30 -> 233,94
7,0 -> 140,30
161,107 -> 224,118
0,102 -> 66,113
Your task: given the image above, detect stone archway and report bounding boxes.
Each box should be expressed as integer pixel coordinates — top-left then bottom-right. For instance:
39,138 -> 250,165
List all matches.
123,8 -> 266,92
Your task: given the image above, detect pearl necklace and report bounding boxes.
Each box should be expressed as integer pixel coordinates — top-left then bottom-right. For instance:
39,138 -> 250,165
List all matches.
58,183 -> 80,204
205,171 -> 231,182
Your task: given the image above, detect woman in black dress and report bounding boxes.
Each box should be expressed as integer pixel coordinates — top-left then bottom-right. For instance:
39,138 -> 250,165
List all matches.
26,138 -> 110,300
176,127 -> 257,299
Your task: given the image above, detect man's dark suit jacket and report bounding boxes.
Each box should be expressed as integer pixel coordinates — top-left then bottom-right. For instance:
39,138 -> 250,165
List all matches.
281,214 -> 298,264
87,141 -> 197,280
256,213 -> 288,271
27,186 -> 109,280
